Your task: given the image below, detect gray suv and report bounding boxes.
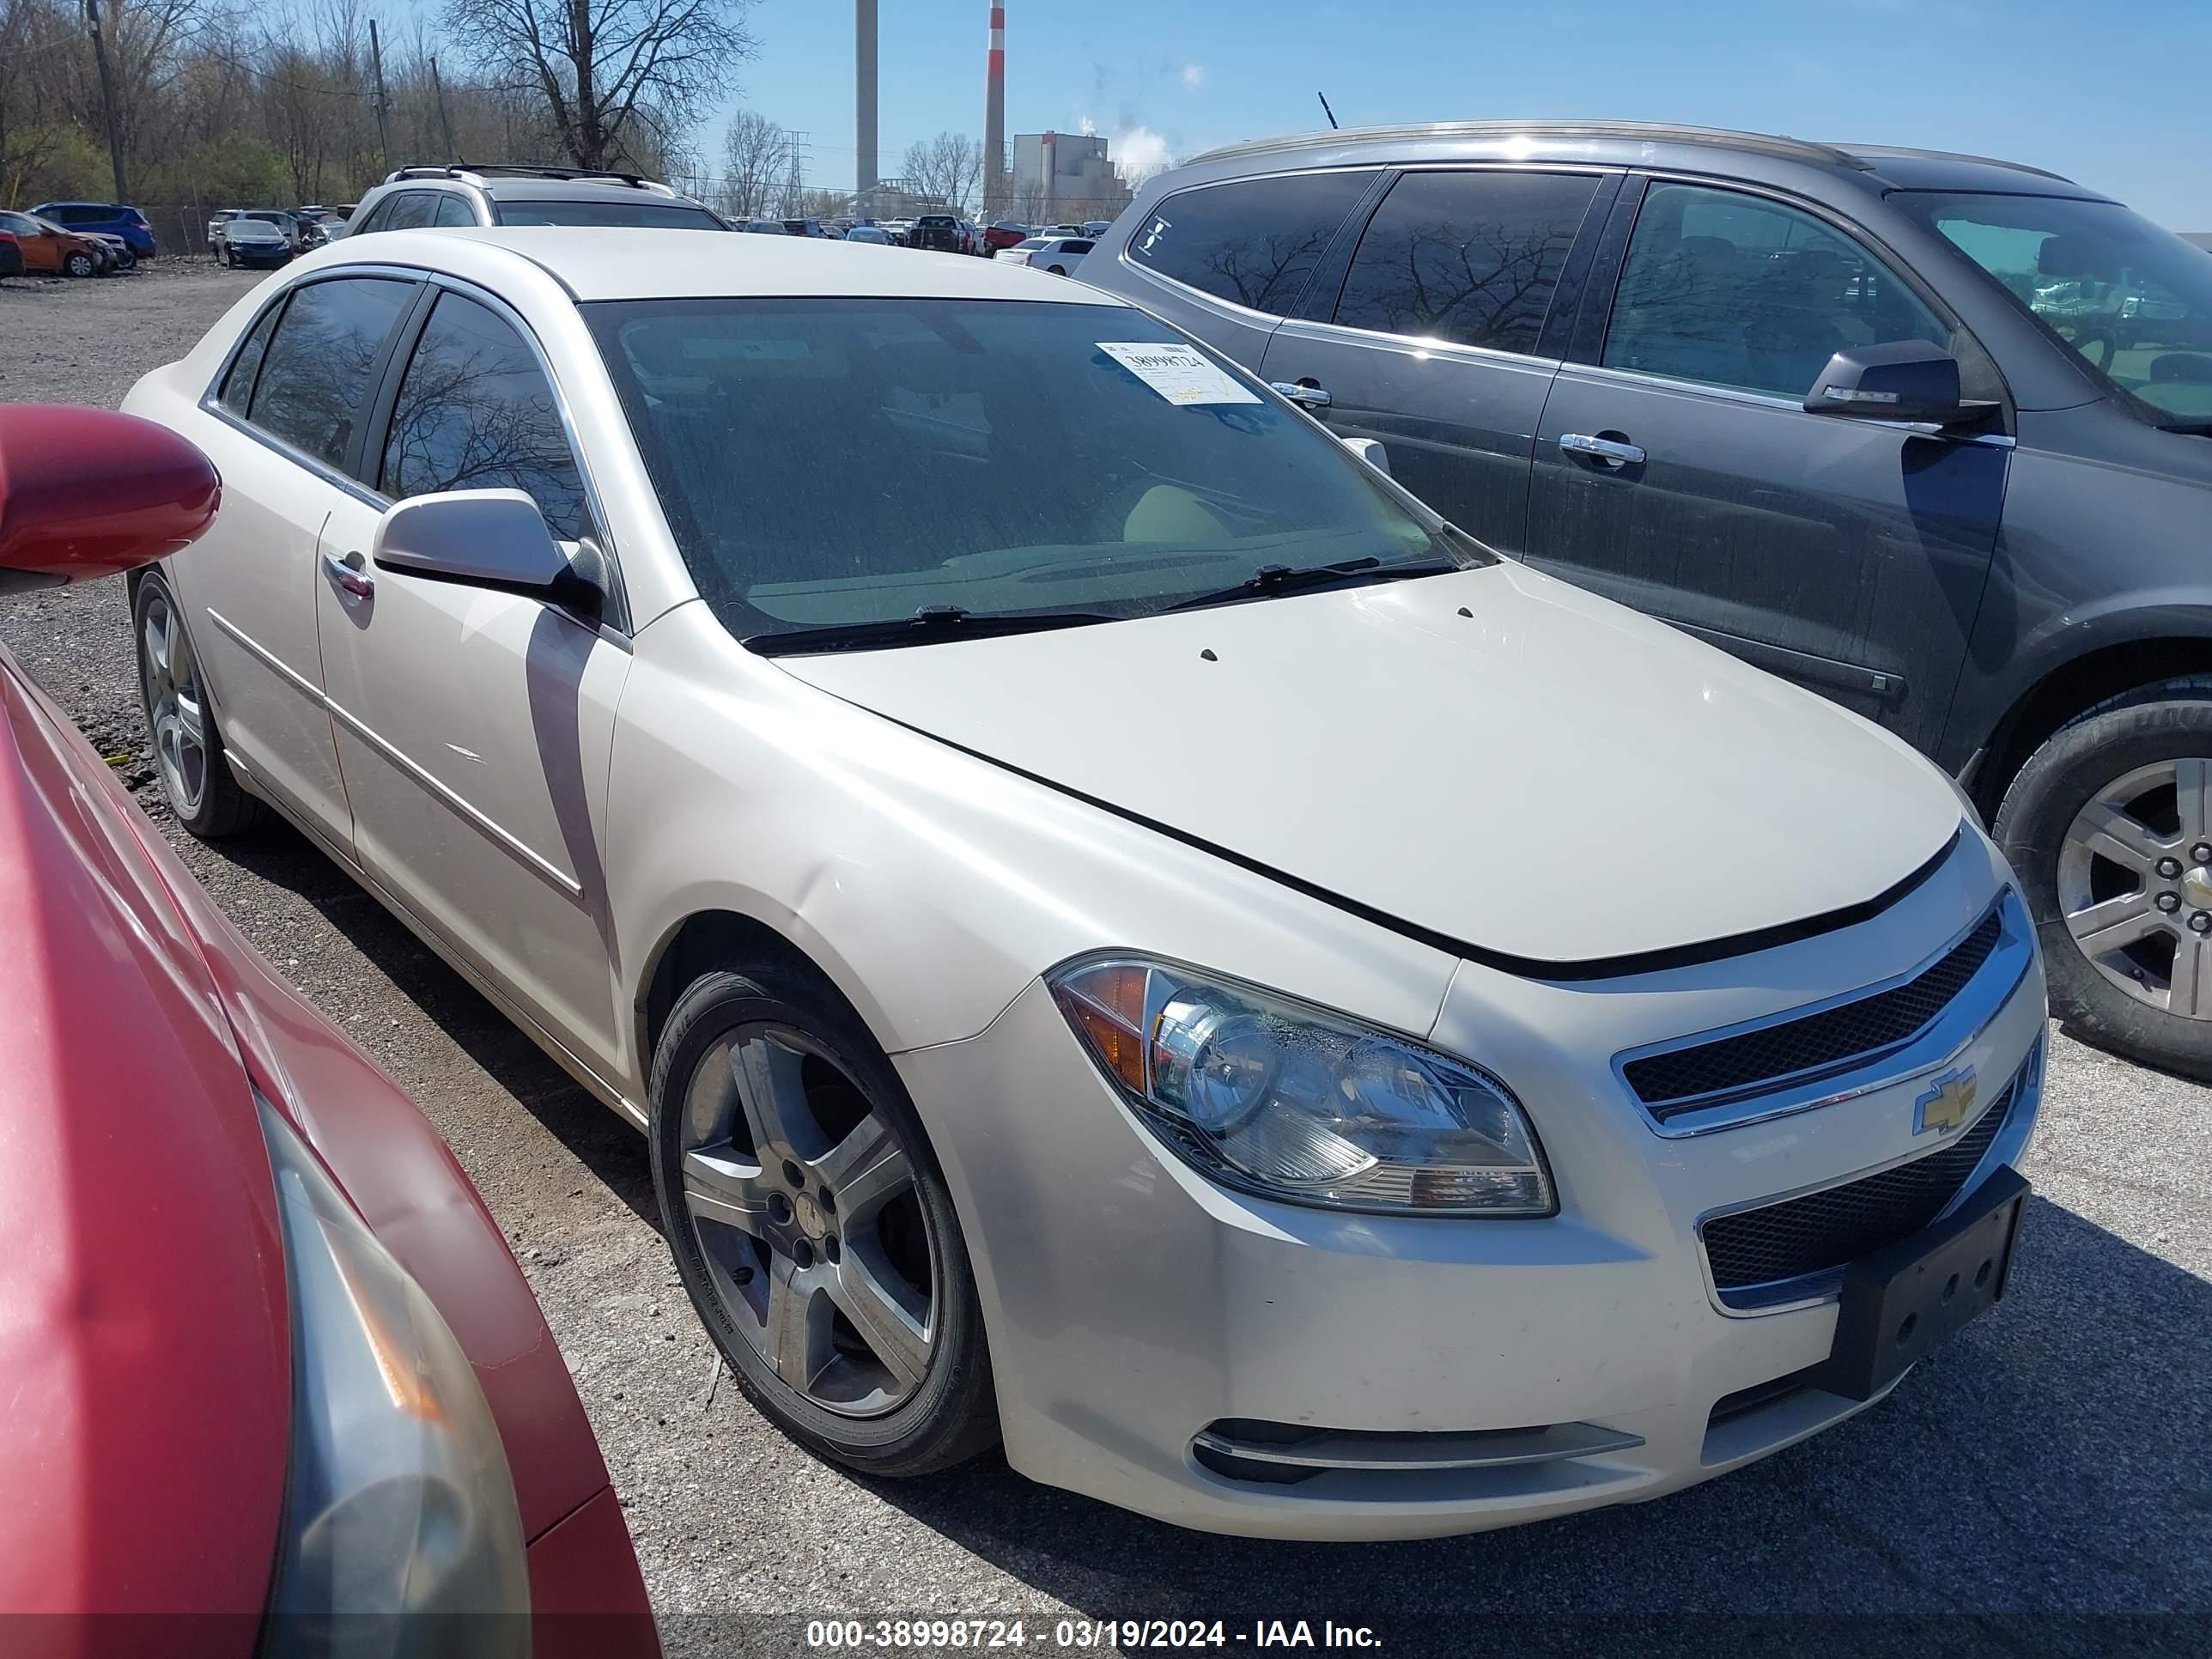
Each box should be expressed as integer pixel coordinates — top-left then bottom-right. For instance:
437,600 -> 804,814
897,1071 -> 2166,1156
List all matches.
1088,121 -> 2212,1079
340,164 -> 729,236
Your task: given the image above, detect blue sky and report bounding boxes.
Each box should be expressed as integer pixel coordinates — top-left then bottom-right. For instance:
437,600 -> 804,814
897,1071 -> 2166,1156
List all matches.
713,0 -> 2212,228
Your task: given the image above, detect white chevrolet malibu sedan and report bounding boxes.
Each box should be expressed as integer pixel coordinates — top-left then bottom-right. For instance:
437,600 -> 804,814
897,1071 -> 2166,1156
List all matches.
126,229 -> 2045,1540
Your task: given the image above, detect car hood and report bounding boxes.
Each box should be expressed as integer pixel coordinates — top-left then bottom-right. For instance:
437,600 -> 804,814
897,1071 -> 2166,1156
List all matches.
0,653 -> 289,1615
775,562 -> 1965,969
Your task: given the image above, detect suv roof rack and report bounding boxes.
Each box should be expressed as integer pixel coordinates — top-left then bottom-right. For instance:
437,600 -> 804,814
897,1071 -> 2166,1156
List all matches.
381,162 -> 678,196
1186,120 -> 1875,172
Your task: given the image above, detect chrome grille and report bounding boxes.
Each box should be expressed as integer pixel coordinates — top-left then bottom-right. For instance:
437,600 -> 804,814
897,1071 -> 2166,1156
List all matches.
1700,1070 -> 2018,1296
1625,905 -> 2005,1117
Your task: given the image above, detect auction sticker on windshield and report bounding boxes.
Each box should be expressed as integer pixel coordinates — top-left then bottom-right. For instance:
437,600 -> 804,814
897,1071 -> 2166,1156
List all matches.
1097,342 -> 1261,406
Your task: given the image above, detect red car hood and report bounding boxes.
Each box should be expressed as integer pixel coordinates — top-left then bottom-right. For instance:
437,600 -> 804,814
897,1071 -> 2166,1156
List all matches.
0,649 -> 290,1619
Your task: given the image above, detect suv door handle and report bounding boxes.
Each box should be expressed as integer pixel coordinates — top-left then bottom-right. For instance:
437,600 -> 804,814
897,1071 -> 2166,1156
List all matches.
1559,432 -> 1646,466
1270,379 -> 1333,410
323,551 -> 374,601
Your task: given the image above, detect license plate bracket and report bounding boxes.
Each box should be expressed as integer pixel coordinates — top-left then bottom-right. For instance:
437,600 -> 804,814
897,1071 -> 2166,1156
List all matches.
1811,1165 -> 2027,1402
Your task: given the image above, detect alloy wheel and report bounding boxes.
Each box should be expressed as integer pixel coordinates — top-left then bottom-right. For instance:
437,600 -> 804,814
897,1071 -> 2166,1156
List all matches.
2058,757 -> 2212,1018
678,1024 -> 938,1416
139,588 -> 209,818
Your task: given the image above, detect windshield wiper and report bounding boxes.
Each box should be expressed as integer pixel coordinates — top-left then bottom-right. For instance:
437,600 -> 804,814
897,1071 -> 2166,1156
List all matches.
744,605 -> 1118,656
1164,556 -> 1456,614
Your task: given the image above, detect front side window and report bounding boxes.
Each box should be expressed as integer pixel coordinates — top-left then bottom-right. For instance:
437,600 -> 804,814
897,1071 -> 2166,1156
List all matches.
1893,191 -> 2212,425
246,277 -> 414,468
588,297 -> 1466,642
379,292 -> 592,542
1603,182 -> 1949,400
1332,170 -> 1600,354
349,198 -> 393,236
1127,170 -> 1377,316
493,199 -> 726,230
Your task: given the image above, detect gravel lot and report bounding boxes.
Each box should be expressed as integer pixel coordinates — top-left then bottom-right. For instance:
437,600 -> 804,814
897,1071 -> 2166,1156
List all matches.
3,263 -> 2207,1656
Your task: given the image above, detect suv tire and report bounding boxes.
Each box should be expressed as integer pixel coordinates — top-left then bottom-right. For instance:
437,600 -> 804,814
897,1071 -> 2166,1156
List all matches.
1996,688 -> 2212,1079
649,965 -> 1000,1476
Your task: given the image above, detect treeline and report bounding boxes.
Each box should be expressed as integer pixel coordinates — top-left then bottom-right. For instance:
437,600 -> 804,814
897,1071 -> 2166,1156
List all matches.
0,0 -> 756,210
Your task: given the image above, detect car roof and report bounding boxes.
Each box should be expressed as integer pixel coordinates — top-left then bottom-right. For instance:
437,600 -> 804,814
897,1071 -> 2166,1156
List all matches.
1170,120 -> 2111,204
301,227 -> 1120,303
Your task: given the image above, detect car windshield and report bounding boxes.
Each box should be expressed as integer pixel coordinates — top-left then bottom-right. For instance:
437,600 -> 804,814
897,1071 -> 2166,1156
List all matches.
1894,191 -> 2212,423
495,199 -> 726,230
586,297 -> 1468,643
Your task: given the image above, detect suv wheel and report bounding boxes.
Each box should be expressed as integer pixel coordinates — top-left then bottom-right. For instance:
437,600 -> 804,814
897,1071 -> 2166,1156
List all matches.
648,965 -> 999,1476
132,570 -> 263,838
1995,688 -> 2212,1078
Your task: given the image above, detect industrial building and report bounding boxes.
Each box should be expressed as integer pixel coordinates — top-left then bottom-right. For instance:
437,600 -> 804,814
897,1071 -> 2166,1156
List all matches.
1010,131 -> 1133,225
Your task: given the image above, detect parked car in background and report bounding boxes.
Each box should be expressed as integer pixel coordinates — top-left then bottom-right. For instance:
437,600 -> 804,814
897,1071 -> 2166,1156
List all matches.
1000,234 -> 1093,274
0,404 -> 657,1647
126,228 -> 2043,1540
29,200 -> 156,257
1088,118 -> 2212,1078
345,164 -> 729,234
1081,220 -> 1112,237
0,232 -> 21,280
883,219 -> 915,245
82,229 -> 135,270
204,208 -> 244,260
842,225 -> 895,245
781,218 -> 842,238
222,216 -> 293,267
982,221 -> 1030,255
0,210 -> 101,276
908,213 -> 966,253
740,219 -> 790,234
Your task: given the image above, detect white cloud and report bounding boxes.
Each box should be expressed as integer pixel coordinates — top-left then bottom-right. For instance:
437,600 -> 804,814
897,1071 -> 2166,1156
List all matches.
1114,125 -> 1174,179
1182,63 -> 1206,90
1078,113 -> 1097,137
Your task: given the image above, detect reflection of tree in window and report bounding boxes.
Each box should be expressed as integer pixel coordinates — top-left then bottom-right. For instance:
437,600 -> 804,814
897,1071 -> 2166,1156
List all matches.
380,294 -> 592,543
1131,171 -> 1377,316
1333,173 -> 1596,354
250,279 -> 413,466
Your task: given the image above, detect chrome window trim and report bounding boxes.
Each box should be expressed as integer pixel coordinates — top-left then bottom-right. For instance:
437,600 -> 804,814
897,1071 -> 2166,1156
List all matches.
1553,361 -> 2018,447
1692,1036 -> 2043,1318
1613,882 -> 2033,1138
1278,316 -> 1567,374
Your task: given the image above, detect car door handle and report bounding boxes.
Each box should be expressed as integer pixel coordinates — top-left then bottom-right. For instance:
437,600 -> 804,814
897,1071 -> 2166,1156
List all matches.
1559,432 -> 1646,466
1269,380 -> 1333,409
323,552 -> 374,601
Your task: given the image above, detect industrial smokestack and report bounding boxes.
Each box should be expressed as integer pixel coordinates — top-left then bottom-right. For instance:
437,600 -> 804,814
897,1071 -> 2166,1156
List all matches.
982,3 -> 1006,218
856,0 -> 878,203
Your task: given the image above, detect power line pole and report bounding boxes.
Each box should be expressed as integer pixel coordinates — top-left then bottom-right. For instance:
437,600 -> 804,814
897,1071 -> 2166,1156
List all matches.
431,56 -> 456,160
83,0 -> 126,202
368,19 -> 393,169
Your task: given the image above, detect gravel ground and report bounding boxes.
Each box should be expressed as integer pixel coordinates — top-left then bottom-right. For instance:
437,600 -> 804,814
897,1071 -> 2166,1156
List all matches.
3,263 -> 2207,1656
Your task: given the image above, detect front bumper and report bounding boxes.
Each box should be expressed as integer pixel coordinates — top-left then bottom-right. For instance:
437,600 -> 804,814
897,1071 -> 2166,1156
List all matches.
896,836 -> 2045,1540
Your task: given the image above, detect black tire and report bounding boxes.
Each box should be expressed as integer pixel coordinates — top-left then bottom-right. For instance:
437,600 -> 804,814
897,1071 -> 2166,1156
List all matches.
1047,264 -> 1068,276
131,568 -> 264,840
64,252 -> 94,277
1994,685 -> 2212,1079
649,964 -> 999,1476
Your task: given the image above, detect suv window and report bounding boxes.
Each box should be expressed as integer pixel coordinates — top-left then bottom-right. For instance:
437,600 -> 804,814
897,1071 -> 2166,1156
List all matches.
432,195 -> 477,228
245,277 -> 415,468
217,299 -> 285,416
380,192 -> 437,232
492,198 -> 725,230
349,198 -> 393,235
1332,170 -> 1600,354
1603,182 -> 1949,400
379,291 -> 592,542
1127,170 -> 1377,316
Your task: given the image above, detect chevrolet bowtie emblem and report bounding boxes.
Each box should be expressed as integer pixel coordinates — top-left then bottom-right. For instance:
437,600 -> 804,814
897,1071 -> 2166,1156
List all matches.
1914,1067 -> 1978,1136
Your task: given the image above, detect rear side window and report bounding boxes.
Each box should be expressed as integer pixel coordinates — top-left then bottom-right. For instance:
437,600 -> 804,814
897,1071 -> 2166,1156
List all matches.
217,299 -> 284,415
432,195 -> 477,228
493,199 -> 726,230
1127,170 -> 1376,316
1331,170 -> 1599,354
246,277 -> 414,467
380,192 -> 436,232
379,292 -> 592,542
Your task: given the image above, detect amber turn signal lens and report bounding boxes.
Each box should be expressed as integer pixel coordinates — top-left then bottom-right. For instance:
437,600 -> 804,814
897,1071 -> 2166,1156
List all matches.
1052,963 -> 1151,1094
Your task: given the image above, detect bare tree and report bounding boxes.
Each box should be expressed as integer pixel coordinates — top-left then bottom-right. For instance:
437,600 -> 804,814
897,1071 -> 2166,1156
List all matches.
901,131 -> 981,216
440,0 -> 756,171
800,186 -> 849,222
718,106 -> 782,217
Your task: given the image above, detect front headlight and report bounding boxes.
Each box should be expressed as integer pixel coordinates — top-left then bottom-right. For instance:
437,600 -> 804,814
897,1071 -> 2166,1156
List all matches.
258,1095 -> 531,1650
1048,957 -> 1553,1216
